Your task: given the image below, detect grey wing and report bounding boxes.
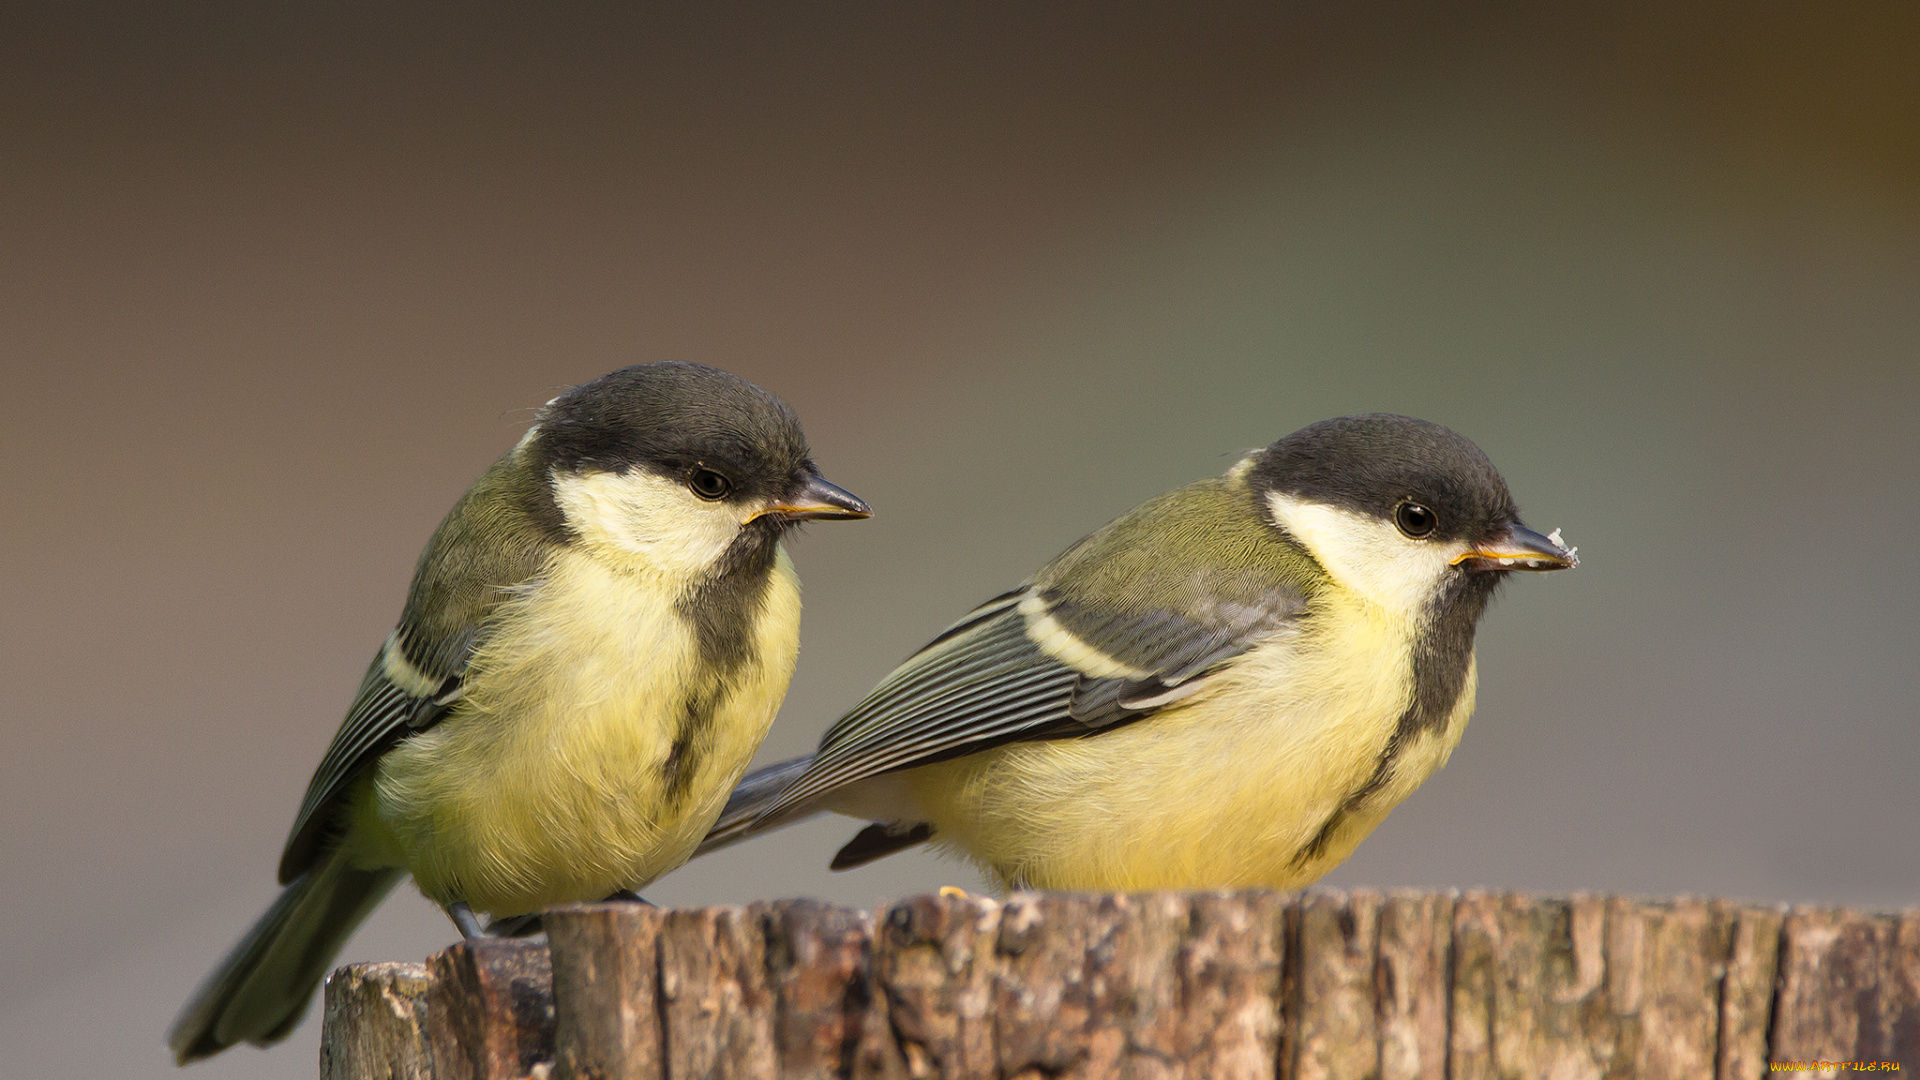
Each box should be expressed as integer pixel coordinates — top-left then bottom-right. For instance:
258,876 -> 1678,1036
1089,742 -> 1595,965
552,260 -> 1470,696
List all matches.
1042,585 -> 1303,727
696,755 -> 814,856
275,628 -> 468,883
766,591 -> 1079,815
753,581 -> 1304,821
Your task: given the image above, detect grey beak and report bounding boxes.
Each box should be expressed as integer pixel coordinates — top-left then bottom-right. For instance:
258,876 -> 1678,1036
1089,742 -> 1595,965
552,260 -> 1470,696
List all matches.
1452,522 -> 1578,572
756,473 -> 872,522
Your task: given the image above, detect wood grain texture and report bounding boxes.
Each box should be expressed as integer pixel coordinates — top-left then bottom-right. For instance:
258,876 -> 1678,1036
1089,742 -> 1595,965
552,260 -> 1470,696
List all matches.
1716,902 -> 1784,1080
864,891 -> 1002,1080
760,900 -> 873,1080
546,903 -> 664,1080
1373,892 -> 1450,1080
1771,905 -> 1920,1072
322,961 -> 434,1080
326,892 -> 1920,1080
1172,891 -> 1286,1080
655,905 -> 777,1079
427,937 -> 555,1080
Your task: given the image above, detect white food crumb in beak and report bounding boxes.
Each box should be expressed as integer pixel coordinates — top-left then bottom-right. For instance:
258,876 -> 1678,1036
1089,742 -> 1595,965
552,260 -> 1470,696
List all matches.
1547,528 -> 1580,565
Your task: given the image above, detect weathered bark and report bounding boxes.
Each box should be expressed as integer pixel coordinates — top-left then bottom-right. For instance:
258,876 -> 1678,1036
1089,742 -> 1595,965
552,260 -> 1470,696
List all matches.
322,961 -> 434,1080
324,892 -> 1919,1079
546,902 -> 664,1080
1771,906 -> 1920,1069
427,937 -> 555,1080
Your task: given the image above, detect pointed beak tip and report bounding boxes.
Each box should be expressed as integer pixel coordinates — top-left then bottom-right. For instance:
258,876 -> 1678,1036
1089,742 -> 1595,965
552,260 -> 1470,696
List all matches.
826,498 -> 874,521
760,475 -> 872,522
1455,523 -> 1579,572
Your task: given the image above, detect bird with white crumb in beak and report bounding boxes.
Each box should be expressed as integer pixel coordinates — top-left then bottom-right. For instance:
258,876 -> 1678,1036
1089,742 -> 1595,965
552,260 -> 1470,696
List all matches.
170,361 -> 869,1064
699,413 -> 1575,892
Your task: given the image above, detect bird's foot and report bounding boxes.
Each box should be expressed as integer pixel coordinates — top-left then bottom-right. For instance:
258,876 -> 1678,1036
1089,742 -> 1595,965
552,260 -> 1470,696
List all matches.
446,901 -> 486,939
479,888 -> 655,937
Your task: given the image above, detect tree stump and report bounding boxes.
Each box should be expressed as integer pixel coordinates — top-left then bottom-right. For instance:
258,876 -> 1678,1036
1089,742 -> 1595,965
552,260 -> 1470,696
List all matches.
320,891 -> 1919,1079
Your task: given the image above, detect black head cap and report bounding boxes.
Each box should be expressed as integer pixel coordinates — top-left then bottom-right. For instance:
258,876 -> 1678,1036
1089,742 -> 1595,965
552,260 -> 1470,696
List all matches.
533,362 -> 816,507
1250,414 -> 1518,544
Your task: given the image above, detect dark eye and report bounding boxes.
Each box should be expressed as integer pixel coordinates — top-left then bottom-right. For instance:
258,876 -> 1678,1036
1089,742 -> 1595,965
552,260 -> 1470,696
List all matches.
1394,501 -> 1438,538
688,468 -> 732,501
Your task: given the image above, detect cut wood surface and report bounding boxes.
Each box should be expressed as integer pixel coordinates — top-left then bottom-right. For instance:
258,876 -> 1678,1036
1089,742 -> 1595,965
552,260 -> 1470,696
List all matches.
320,891 -> 1918,1079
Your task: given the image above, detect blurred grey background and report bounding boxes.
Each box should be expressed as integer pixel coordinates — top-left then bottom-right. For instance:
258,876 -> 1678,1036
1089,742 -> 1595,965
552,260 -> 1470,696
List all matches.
3,3 -> 1916,1076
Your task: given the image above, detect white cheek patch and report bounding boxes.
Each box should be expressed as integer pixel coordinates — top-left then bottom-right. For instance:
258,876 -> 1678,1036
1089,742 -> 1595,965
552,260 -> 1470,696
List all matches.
1264,491 -> 1464,618
551,468 -> 745,578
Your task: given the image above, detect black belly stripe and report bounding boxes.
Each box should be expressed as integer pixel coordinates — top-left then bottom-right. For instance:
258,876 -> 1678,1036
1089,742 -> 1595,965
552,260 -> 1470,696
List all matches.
1291,573 -> 1500,868
660,687 -> 720,805
1401,571 -> 1496,739
1292,728 -> 1406,867
677,521 -> 779,682
658,523 -> 782,808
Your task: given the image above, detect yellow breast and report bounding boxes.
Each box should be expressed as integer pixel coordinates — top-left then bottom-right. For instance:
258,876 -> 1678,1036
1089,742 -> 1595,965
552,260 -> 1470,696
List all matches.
354,547 -> 801,915
905,590 -> 1472,891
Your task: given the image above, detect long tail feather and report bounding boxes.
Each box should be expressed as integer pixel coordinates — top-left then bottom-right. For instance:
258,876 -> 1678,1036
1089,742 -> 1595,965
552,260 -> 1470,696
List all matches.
168,849 -> 403,1064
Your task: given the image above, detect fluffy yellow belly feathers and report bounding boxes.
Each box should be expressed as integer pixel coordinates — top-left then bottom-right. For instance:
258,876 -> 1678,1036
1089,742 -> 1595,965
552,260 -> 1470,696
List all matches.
905,593 -> 1476,891
354,547 -> 802,916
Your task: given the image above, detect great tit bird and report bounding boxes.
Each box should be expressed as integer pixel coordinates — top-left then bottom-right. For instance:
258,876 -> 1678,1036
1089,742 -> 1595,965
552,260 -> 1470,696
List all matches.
168,362 -> 869,1064
698,414 -> 1574,892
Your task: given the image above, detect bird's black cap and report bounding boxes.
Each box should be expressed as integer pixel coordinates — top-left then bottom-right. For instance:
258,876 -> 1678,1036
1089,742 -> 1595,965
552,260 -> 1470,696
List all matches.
1251,413 -> 1518,544
533,361 -> 816,508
